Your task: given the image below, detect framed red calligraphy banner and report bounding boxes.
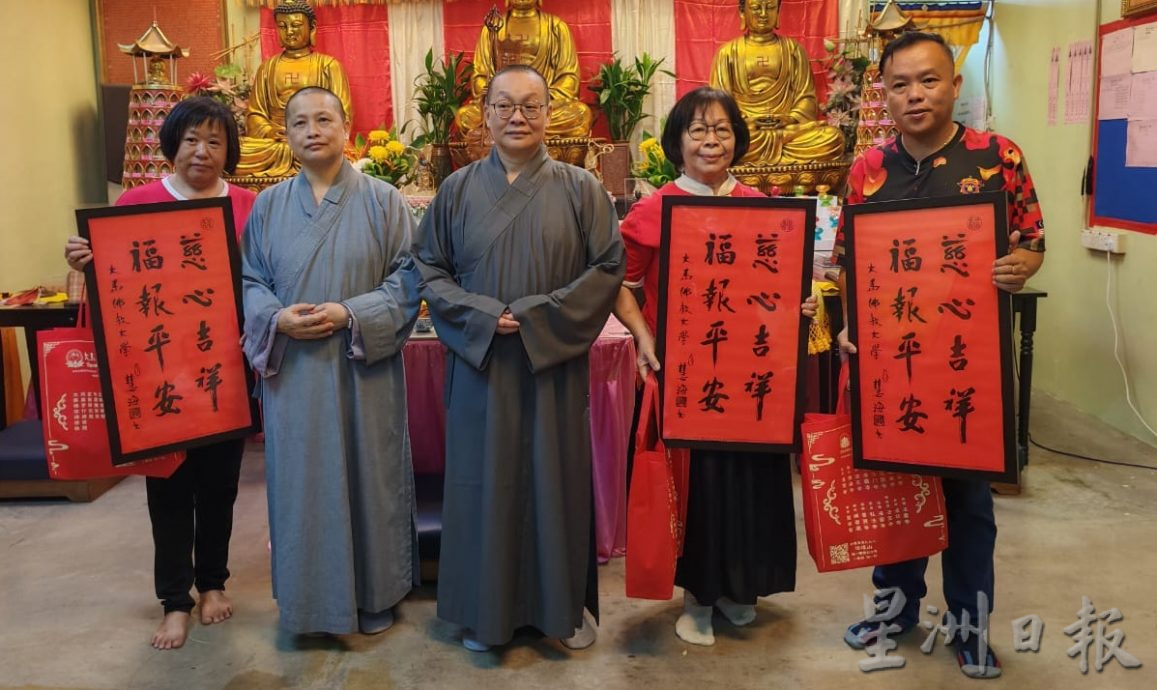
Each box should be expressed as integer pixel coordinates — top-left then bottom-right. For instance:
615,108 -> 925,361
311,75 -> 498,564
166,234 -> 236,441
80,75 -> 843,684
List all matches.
657,196 -> 815,451
844,191 -> 1016,483
77,198 -> 259,464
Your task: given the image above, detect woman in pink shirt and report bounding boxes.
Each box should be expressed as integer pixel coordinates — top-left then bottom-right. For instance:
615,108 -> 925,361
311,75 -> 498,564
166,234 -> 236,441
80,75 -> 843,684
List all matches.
64,97 -> 255,650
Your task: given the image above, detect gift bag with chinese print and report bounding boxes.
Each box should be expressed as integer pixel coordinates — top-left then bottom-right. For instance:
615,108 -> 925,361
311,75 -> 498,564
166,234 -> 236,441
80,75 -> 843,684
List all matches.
625,374 -> 690,600
800,370 -> 948,572
37,305 -> 184,480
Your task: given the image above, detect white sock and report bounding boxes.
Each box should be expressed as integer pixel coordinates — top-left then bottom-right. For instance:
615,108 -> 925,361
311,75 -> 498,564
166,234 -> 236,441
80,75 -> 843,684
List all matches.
675,590 -> 715,646
560,609 -> 597,650
715,597 -> 756,627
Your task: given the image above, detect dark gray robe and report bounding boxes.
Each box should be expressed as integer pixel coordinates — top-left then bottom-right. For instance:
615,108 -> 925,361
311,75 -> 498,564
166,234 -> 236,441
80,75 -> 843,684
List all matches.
414,148 -> 624,645
241,162 -> 421,634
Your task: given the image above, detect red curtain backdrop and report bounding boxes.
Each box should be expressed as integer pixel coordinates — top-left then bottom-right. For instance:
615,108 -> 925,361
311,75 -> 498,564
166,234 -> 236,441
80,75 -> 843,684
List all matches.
674,0 -> 837,101
443,0 -> 614,139
260,4 -> 392,137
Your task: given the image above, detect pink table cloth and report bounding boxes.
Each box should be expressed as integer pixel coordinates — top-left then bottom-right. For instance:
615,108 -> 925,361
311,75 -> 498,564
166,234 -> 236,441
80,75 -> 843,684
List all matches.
402,317 -> 636,563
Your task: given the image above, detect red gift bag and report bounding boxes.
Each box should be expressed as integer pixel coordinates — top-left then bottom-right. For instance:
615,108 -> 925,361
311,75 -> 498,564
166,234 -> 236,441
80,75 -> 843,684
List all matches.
625,374 -> 690,600
800,371 -> 948,572
37,305 -> 184,480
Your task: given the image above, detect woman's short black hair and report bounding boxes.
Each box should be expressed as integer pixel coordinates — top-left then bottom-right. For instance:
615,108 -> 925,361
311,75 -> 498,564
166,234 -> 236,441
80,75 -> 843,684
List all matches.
660,87 -> 750,169
159,96 -> 241,174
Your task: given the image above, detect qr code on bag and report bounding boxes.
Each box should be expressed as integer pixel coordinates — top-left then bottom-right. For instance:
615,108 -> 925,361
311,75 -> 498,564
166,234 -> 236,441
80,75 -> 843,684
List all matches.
829,543 -> 850,565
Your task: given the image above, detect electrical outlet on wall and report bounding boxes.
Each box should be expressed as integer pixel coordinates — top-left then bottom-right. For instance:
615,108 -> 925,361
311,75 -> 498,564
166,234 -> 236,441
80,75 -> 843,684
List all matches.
1080,228 -> 1127,254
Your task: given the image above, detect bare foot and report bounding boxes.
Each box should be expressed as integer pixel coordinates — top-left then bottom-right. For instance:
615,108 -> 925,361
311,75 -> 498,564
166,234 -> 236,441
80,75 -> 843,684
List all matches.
199,590 -> 233,625
152,611 -> 190,650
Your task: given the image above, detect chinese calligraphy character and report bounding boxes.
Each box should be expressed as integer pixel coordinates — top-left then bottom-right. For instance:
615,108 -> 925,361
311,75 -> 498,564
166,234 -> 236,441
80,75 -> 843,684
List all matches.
698,377 -> 729,413
196,320 -> 214,353
700,321 -> 729,365
704,233 -> 736,265
180,233 -> 207,271
890,287 -> 926,324
144,324 -> 172,370
938,297 -> 976,320
702,279 -> 736,313
753,233 -> 779,273
944,386 -> 976,443
182,288 -> 217,308
940,233 -> 970,277
1064,597 -> 1142,673
949,334 -> 968,371
746,291 -> 780,312
744,371 -> 774,421
136,283 -> 174,318
129,239 -> 164,271
889,238 -> 923,272
893,332 -> 923,381
196,363 -> 223,412
896,394 -> 928,433
752,324 -> 770,357
152,380 -> 183,416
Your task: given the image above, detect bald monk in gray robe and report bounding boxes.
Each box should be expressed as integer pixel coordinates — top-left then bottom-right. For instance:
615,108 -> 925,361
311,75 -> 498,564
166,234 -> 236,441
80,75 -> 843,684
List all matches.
242,86 -> 420,635
413,66 -> 624,651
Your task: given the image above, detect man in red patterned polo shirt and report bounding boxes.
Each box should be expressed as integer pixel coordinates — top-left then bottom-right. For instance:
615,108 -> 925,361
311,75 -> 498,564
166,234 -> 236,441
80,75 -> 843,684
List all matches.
834,31 -> 1046,679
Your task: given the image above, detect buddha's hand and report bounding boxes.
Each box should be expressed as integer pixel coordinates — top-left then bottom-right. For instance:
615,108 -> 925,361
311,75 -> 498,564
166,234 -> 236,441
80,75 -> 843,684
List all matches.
754,114 -> 786,130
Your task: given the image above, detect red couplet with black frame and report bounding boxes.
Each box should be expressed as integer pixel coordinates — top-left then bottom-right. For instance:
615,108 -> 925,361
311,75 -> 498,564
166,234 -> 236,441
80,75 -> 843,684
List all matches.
843,191 -> 1017,483
77,197 -> 259,465
656,195 -> 816,452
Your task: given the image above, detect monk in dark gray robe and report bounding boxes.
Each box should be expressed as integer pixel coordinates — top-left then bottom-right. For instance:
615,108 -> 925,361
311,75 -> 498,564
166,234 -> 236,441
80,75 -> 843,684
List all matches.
413,66 -> 624,651
241,87 -> 420,635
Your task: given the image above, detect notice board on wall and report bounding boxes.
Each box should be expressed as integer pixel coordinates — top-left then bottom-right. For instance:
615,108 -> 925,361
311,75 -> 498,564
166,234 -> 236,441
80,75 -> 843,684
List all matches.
1090,13 -> 1157,234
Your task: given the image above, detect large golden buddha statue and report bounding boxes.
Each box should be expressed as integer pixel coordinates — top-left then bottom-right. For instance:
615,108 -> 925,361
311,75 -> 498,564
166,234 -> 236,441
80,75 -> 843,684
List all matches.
454,0 -> 592,140
235,0 -> 353,178
709,0 -> 844,166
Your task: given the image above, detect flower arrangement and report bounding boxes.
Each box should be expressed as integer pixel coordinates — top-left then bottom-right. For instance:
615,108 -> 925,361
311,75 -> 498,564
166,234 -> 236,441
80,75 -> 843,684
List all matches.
185,63 -> 252,134
819,40 -> 870,157
632,131 -> 677,188
353,127 -> 417,189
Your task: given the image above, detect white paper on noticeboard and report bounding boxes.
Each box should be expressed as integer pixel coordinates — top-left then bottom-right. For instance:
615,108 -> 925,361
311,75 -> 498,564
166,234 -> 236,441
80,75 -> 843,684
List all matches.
1126,120 -> 1157,168
1132,25 -> 1157,74
1098,74 -> 1132,120
1101,28 -> 1134,77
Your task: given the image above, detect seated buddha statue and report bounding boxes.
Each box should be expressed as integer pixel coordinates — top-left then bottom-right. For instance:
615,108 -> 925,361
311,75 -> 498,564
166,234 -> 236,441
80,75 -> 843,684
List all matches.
454,0 -> 592,140
235,0 -> 353,178
708,0 -> 844,166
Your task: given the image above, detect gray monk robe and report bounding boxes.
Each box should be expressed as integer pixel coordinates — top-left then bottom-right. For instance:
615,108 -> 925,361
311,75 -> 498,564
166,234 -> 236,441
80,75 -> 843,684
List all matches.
414,148 -> 625,646
241,162 -> 421,634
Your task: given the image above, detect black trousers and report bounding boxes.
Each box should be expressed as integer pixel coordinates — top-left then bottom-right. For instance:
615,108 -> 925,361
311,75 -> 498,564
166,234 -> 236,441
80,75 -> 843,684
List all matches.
146,438 -> 245,613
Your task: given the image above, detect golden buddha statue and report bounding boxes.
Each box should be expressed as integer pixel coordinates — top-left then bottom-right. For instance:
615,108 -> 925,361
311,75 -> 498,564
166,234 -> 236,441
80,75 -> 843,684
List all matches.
235,0 -> 353,178
454,0 -> 592,140
709,0 -> 844,166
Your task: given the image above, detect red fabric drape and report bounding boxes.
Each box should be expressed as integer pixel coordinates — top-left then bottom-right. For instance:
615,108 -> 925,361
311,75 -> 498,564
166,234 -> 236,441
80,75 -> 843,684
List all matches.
443,0 -> 614,139
674,0 -> 837,101
260,4 -> 392,136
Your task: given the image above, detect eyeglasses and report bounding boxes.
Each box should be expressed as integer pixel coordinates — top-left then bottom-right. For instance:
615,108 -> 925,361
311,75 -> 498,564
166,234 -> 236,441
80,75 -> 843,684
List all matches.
686,123 -> 735,141
489,101 -> 546,120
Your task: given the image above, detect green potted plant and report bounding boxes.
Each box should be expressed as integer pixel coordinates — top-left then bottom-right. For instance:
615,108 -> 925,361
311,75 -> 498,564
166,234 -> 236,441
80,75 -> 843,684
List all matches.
588,53 -> 671,196
412,49 -> 472,187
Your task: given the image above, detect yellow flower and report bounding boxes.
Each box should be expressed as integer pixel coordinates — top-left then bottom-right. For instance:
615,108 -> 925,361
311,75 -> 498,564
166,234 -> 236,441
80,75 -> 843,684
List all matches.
368,145 -> 390,164
368,129 -> 390,145
639,137 -> 659,156
386,140 -> 406,156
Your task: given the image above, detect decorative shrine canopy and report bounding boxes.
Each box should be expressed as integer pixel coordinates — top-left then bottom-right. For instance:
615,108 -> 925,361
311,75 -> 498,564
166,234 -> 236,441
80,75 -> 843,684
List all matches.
117,21 -> 190,58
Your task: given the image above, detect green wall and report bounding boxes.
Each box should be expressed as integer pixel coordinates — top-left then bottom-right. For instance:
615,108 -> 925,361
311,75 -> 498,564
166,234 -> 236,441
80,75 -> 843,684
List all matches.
962,0 -> 1156,448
